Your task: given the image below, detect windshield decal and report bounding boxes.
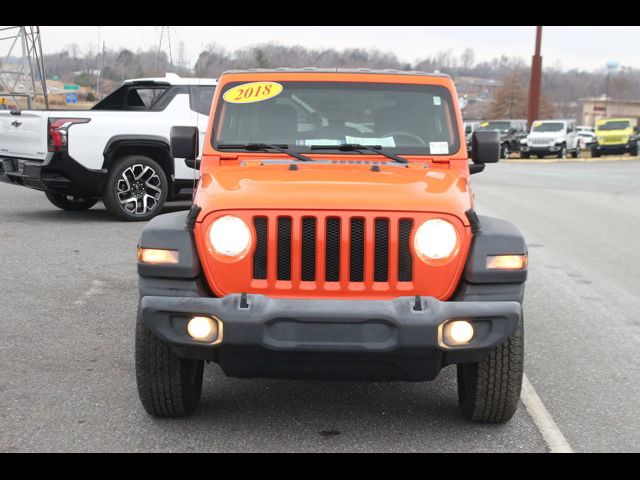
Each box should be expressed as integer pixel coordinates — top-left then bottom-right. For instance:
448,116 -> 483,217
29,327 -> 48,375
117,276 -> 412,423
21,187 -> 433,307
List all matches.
345,136 -> 396,147
223,82 -> 283,104
429,142 -> 449,154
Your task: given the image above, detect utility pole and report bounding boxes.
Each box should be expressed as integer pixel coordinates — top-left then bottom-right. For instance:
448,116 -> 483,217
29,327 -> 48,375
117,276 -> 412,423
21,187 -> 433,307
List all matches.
96,26 -> 101,100
527,26 -> 542,128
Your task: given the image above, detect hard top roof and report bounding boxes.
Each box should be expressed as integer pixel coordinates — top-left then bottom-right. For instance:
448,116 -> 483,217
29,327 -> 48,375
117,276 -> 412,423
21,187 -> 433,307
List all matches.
123,73 -> 217,86
220,67 -> 451,79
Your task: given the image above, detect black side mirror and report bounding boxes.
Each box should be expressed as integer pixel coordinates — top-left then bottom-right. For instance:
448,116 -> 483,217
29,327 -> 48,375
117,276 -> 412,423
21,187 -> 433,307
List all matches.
170,126 -> 200,169
471,130 -> 500,165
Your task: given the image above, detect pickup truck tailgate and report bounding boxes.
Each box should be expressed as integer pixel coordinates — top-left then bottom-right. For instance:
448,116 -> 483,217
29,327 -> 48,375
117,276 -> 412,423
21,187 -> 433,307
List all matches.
0,111 -> 49,161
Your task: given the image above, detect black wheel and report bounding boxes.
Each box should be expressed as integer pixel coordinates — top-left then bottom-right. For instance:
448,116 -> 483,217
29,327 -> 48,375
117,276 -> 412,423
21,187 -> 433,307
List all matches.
102,155 -> 168,221
536,155 -> 544,159
457,316 -> 524,423
521,152 -> 530,159
44,191 -> 98,211
592,148 -> 601,158
571,145 -> 581,158
557,144 -> 567,159
630,143 -> 638,156
500,143 -> 510,159
135,308 -> 204,417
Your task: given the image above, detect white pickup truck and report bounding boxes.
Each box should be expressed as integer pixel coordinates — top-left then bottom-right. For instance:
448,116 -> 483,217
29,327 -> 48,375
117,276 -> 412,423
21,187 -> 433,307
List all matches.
0,73 -> 216,220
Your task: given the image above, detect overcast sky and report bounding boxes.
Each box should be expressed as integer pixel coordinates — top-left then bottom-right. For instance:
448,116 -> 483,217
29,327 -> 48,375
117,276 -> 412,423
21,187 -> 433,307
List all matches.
35,26 -> 640,71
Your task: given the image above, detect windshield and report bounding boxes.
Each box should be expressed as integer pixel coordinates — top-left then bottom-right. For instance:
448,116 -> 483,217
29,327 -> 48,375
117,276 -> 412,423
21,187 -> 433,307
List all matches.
213,81 -> 460,156
478,121 -> 511,133
597,120 -> 631,131
531,122 -> 564,132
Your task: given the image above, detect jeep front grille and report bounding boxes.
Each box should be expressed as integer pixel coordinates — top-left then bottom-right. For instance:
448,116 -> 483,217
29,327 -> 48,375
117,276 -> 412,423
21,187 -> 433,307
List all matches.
599,135 -> 625,144
252,213 -> 413,285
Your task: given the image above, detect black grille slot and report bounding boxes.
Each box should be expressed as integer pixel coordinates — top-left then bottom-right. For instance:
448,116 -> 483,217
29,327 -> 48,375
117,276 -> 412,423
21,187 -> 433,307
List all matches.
253,217 -> 268,279
350,218 -> 365,282
301,218 -> 316,281
374,219 -> 389,282
398,219 -> 413,281
325,217 -> 341,281
277,217 -> 292,281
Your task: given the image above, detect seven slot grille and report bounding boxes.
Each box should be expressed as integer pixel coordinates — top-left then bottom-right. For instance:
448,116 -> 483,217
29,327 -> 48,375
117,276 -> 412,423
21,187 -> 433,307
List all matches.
252,215 -> 414,283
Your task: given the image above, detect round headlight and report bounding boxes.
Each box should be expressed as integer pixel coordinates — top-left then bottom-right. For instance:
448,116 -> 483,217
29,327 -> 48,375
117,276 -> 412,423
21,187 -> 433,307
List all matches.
414,219 -> 458,261
209,215 -> 251,257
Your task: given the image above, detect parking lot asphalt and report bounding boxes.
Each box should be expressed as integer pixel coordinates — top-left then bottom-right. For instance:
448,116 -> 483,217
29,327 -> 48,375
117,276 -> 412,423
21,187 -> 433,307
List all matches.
1,159 -> 639,452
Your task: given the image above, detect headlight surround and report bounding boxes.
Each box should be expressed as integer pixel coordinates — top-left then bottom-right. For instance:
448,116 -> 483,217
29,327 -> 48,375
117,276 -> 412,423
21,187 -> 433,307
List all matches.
208,215 -> 252,258
414,218 -> 459,262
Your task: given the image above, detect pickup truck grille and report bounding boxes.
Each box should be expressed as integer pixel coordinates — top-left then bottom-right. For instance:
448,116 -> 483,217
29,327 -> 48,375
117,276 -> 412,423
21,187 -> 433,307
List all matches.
252,213 -> 413,284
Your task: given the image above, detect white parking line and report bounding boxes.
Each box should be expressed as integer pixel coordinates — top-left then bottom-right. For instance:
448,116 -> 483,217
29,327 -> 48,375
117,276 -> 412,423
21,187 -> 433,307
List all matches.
521,374 -> 574,453
73,279 -> 104,305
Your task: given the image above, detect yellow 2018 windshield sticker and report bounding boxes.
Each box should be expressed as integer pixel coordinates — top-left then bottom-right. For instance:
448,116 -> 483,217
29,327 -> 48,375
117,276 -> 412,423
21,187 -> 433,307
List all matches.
533,121 -> 542,127
480,122 -> 489,127
223,82 -> 283,104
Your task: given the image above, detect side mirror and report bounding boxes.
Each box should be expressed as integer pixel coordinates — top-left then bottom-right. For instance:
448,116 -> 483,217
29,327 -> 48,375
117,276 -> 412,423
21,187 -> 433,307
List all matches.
471,130 -> 500,164
170,126 -> 200,169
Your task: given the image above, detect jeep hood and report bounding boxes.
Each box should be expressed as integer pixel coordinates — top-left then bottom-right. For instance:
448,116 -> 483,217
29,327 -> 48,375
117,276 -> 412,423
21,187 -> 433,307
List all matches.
195,162 -> 471,224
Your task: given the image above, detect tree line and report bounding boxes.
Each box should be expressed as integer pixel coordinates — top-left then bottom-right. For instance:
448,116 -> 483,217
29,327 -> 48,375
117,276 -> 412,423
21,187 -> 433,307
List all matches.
34,43 -> 640,119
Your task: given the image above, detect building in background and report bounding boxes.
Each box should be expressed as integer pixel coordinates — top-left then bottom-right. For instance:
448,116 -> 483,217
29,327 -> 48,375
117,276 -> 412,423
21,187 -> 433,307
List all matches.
581,97 -> 640,126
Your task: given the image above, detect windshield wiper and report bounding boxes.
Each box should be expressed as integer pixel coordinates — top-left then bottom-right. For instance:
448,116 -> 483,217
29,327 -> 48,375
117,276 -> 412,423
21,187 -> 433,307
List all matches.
309,144 -> 408,164
218,143 -> 313,162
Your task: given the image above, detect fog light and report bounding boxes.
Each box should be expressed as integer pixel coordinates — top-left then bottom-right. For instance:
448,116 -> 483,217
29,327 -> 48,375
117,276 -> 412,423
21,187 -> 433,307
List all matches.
187,316 -> 219,341
443,320 -> 474,346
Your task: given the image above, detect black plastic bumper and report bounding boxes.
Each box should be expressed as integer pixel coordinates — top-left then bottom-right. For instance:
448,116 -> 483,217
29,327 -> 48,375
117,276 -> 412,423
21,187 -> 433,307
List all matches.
520,145 -> 562,155
140,293 -> 521,381
0,152 -> 105,196
592,144 -> 632,154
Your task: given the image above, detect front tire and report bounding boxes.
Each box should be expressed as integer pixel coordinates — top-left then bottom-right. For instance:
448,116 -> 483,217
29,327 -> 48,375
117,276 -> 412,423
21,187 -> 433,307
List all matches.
45,191 -> 98,211
135,309 -> 204,417
571,145 -> 581,158
521,152 -> 530,159
557,144 -> 567,159
457,317 -> 524,423
500,143 -> 510,159
102,155 -> 168,221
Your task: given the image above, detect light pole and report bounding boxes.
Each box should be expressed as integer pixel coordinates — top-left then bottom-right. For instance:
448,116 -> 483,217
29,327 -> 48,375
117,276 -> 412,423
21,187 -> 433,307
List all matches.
527,26 -> 543,128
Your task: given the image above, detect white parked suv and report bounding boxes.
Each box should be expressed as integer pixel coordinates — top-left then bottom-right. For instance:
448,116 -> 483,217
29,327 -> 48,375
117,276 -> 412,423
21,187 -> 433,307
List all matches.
0,74 -> 216,220
520,119 -> 581,159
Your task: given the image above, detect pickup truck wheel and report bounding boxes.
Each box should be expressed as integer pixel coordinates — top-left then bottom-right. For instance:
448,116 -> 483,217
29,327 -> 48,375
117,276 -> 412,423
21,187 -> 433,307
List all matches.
630,142 -> 639,156
457,317 -> 524,423
135,309 -> 204,417
591,148 -> 601,158
520,152 -> 530,159
44,192 -> 99,211
103,156 -> 168,222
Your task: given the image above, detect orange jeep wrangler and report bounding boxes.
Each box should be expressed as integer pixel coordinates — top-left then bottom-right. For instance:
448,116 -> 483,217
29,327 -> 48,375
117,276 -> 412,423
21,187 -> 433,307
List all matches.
135,69 -> 528,423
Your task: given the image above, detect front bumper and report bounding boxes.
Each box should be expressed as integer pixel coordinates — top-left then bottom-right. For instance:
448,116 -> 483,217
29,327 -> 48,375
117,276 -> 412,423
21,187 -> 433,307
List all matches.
593,143 -> 632,154
0,152 -> 104,196
140,293 -> 521,381
520,145 -> 562,155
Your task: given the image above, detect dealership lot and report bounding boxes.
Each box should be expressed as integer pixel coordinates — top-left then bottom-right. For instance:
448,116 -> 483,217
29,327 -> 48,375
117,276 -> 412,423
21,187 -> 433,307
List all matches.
1,160 -> 640,452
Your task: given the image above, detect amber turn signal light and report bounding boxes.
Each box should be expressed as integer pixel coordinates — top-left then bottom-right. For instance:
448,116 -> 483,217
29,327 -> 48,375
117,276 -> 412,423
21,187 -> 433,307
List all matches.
486,254 -> 528,270
137,248 -> 179,265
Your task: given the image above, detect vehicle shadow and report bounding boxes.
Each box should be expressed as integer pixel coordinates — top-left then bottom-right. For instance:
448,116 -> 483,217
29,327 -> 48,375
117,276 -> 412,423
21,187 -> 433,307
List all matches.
141,365 -> 527,452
